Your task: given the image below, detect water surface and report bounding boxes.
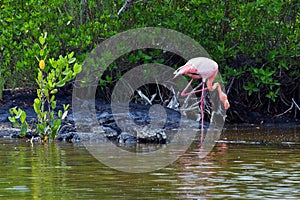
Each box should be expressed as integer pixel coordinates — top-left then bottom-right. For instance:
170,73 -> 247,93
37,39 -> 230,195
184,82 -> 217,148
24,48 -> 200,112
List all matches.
0,127 -> 300,199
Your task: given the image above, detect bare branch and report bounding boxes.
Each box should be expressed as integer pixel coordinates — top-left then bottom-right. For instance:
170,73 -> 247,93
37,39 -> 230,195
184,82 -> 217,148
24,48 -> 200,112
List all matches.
166,87 -> 179,109
150,93 -> 157,103
117,0 -> 144,17
226,77 -> 235,95
274,103 -> 293,118
117,0 -> 133,16
137,89 -> 152,105
274,98 -> 299,118
292,98 -> 300,111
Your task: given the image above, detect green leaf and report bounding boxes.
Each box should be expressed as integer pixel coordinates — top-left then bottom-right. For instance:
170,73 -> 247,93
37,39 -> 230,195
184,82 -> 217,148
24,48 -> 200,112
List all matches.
12,107 -> 19,115
9,107 -> 16,115
50,95 -> 55,102
62,70 -> 72,76
36,89 -> 42,99
50,119 -> 61,139
40,49 -> 45,57
20,111 -> 26,124
43,88 -> 49,96
68,52 -> 74,59
63,104 -> 70,111
13,122 -> 19,128
56,81 -> 65,87
49,111 -> 54,120
16,108 -> 23,118
144,55 -> 152,60
73,63 -> 82,74
37,123 -> 46,134
34,98 -> 41,106
50,58 -> 57,68
55,68 -> 61,76
20,123 -> 28,137
58,110 -> 62,118
39,36 -> 45,45
48,79 -> 54,89
50,89 -> 58,94
51,101 -> 57,109
33,98 -> 42,115
53,119 -> 61,127
68,57 -> 76,64
37,70 -> 43,82
8,116 -> 16,123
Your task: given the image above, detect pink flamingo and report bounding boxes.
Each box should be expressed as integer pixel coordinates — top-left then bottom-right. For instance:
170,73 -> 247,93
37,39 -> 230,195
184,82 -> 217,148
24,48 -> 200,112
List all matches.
174,57 -> 230,143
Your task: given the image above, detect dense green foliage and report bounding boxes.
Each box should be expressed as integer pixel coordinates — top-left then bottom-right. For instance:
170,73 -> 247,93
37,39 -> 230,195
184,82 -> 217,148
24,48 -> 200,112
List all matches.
1,0 -> 299,120
0,1 -> 116,88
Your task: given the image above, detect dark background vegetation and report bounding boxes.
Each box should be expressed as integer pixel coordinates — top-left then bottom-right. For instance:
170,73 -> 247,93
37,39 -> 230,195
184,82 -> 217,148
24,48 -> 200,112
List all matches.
1,0 -> 299,123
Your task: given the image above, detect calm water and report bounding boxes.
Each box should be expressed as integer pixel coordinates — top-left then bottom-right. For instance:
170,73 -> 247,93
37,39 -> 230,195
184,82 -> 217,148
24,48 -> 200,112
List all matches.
0,127 -> 300,199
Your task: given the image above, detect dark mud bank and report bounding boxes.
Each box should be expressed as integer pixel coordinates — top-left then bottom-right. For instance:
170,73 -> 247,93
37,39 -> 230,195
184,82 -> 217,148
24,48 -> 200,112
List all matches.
0,89 -> 199,143
0,89 -> 299,143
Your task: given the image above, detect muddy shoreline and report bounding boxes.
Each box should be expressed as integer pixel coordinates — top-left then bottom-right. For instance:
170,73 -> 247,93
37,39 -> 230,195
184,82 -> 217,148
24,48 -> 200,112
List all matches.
0,89 -> 299,143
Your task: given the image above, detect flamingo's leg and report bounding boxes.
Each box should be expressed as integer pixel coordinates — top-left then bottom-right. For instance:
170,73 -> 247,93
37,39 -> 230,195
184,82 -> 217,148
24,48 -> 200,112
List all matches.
199,79 -> 205,146
181,78 -> 209,97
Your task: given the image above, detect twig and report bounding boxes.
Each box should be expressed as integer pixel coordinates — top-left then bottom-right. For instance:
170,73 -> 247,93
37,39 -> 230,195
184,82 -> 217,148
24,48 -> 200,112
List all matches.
274,98 -> 299,117
137,89 -> 152,105
117,0 -> 144,17
156,80 -> 163,103
150,93 -> 157,103
166,87 -> 179,109
118,0 -> 132,16
292,98 -> 300,111
226,77 -> 235,95
180,101 -> 200,111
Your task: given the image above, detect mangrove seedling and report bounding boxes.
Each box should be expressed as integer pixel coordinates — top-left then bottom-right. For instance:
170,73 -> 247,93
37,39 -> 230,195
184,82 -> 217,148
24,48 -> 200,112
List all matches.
8,33 -> 82,142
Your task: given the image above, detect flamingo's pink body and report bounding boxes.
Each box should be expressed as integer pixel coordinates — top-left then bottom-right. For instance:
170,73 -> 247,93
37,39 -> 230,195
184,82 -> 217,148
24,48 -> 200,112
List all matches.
174,57 -> 229,109
174,57 -> 229,144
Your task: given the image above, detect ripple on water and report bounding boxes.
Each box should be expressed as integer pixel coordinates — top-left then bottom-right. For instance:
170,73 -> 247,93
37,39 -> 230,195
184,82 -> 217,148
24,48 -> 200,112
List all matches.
0,127 -> 300,199
5,186 -> 30,192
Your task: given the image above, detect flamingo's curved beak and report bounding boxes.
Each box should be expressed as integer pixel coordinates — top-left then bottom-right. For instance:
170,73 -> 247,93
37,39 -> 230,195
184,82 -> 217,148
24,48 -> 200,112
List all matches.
173,63 -> 193,78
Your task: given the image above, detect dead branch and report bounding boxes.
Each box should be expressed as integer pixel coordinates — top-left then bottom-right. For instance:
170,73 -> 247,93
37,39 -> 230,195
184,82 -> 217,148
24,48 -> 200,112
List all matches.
117,0 -> 144,17
226,76 -> 235,95
292,98 -> 300,111
137,89 -> 152,105
166,87 -> 179,109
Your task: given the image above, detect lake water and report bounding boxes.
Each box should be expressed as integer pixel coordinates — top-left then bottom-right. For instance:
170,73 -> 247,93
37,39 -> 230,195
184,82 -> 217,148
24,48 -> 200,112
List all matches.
0,127 -> 300,199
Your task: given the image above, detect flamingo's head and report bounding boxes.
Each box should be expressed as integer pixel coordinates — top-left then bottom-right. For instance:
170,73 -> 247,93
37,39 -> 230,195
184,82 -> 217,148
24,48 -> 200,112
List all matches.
224,99 -> 230,110
219,94 -> 230,110
173,63 -> 195,78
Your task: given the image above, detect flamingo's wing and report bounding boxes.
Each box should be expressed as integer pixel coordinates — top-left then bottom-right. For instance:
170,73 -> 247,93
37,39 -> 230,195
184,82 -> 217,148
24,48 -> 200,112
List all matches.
189,57 -> 218,78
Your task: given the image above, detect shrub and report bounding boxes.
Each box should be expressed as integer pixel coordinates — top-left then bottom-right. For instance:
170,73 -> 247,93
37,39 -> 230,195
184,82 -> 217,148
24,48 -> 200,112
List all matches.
8,33 -> 82,142
117,0 -> 299,118
0,0 -> 118,90
1,0 -> 299,120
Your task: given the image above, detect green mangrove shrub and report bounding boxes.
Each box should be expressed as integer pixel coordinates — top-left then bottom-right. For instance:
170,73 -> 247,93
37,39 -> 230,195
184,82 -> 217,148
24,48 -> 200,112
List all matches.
0,0 -> 117,89
2,0 -> 299,119
118,0 -> 299,117
0,68 -> 4,100
9,33 -> 82,142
